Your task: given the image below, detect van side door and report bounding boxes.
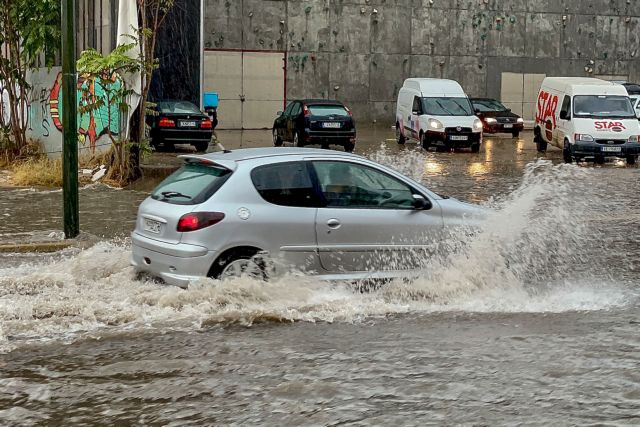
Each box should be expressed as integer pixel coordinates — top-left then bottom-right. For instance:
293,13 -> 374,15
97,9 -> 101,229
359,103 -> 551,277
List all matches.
556,95 -> 572,145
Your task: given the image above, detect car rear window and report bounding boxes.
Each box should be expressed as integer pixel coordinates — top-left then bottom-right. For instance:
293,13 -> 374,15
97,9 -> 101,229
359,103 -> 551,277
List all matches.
151,163 -> 231,205
157,101 -> 202,114
251,162 -> 320,207
307,105 -> 349,117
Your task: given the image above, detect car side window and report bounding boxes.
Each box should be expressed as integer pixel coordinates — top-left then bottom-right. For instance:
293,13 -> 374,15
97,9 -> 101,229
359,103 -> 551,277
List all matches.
251,162 -> 319,208
312,161 -> 416,210
412,96 -> 422,114
290,102 -> 302,117
561,95 -> 571,117
283,102 -> 295,117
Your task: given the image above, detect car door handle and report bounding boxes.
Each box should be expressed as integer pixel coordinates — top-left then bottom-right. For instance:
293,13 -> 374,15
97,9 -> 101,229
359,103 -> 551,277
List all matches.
326,218 -> 341,229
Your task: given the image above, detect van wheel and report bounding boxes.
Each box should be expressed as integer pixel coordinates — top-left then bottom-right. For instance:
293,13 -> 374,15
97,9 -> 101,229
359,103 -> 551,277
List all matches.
470,143 -> 480,153
396,124 -> 406,145
626,155 -> 637,165
534,132 -> 547,152
563,141 -> 573,163
420,132 -> 430,151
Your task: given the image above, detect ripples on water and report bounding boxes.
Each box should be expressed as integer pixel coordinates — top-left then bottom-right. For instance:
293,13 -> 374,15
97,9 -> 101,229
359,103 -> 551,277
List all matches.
0,157 -> 636,354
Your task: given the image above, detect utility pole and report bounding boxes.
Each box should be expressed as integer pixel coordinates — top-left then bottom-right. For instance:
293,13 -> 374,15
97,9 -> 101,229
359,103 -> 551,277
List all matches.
61,0 -> 79,238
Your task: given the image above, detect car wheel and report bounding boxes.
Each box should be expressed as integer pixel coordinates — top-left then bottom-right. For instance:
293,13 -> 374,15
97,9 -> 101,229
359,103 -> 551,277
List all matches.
534,132 -> 547,152
626,155 -> 637,165
512,131 -> 520,138
594,155 -> 605,165
193,141 -> 208,153
396,124 -> 405,145
344,142 -> 355,153
293,131 -> 304,147
273,128 -> 283,147
470,143 -> 480,153
563,140 -> 573,163
420,132 -> 430,151
210,249 -> 266,281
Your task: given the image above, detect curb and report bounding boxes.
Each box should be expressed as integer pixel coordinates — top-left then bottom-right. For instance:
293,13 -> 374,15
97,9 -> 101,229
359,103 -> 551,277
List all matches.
0,232 -> 100,254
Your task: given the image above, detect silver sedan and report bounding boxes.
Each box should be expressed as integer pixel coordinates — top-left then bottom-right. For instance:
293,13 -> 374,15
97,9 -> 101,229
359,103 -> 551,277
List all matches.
131,148 -> 483,287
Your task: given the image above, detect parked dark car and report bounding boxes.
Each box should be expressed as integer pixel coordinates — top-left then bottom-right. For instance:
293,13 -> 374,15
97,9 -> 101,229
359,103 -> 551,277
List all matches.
148,100 -> 213,152
470,98 -> 524,137
272,99 -> 356,152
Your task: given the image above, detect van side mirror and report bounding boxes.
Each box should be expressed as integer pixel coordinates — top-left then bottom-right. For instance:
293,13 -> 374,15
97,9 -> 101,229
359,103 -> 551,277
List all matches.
560,110 -> 570,120
412,194 -> 431,210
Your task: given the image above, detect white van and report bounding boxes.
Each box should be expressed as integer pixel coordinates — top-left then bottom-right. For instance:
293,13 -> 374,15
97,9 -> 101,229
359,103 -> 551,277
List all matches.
534,77 -> 640,164
395,78 -> 483,152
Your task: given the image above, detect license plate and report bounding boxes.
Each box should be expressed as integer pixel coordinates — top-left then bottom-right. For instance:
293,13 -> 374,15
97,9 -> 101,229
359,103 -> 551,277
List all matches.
503,124 -> 513,129
322,122 -> 341,128
449,135 -> 468,141
143,218 -> 161,234
180,120 -> 197,127
601,146 -> 621,152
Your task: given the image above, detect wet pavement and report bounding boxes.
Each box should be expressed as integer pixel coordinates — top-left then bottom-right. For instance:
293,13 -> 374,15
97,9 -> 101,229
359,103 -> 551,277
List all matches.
0,129 -> 639,425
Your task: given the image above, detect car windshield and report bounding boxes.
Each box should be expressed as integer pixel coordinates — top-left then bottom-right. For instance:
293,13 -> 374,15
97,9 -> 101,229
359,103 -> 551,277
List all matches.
573,95 -> 635,119
157,101 -> 202,114
307,105 -> 349,117
472,99 -> 508,112
422,97 -> 474,116
151,163 -> 231,205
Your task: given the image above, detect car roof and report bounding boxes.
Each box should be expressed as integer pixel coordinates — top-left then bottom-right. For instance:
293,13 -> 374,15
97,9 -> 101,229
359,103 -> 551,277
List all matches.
297,99 -> 345,105
182,147 -> 361,164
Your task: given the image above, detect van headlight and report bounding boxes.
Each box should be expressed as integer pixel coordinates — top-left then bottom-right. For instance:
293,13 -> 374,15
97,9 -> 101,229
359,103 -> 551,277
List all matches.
574,134 -> 594,142
473,119 -> 483,131
427,119 -> 444,131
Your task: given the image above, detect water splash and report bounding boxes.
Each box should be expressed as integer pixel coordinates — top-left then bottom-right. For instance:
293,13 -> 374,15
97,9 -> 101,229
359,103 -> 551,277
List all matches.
0,160 -> 634,353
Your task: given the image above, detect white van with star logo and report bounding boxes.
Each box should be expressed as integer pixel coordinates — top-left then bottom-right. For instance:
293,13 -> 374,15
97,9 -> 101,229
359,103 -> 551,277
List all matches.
534,77 -> 640,165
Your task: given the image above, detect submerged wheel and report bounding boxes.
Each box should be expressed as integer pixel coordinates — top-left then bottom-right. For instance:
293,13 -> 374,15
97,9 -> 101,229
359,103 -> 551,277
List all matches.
210,249 -> 266,281
193,141 -> 209,153
344,142 -> 355,153
512,131 -> 520,138
534,132 -> 547,152
563,141 -> 572,163
420,132 -> 430,151
626,155 -> 637,165
396,124 -> 406,145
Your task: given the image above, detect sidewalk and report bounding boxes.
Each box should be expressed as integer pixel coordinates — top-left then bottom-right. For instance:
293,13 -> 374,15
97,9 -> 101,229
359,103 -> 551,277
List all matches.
0,230 -> 100,253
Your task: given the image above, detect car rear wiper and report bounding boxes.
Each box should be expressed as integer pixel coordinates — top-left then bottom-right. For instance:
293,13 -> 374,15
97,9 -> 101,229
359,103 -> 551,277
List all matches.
161,191 -> 192,199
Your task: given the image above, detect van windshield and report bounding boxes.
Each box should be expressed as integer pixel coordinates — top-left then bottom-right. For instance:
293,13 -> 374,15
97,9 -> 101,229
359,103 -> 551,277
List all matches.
573,95 -> 635,119
422,97 -> 474,116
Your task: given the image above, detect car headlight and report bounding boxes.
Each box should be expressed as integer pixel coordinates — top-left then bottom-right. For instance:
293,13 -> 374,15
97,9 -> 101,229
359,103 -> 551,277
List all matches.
485,118 -> 497,124
473,118 -> 483,131
574,134 -> 594,142
427,119 -> 444,131
517,117 -> 524,123
628,135 -> 639,143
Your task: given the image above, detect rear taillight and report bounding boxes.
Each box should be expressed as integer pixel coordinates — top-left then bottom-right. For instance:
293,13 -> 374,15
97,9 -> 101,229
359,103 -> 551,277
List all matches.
159,117 -> 176,128
303,104 -> 310,116
177,212 -> 225,232
200,118 -> 212,129
345,106 -> 353,117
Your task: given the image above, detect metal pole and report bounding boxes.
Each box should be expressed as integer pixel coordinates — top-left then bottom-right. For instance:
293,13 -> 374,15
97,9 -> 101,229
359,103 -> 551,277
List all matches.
61,0 -> 79,238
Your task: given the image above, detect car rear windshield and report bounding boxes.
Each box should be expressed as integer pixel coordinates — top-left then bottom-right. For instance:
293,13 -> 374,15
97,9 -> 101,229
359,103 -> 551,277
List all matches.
573,95 -> 635,119
422,97 -> 474,116
472,99 -> 508,112
151,163 -> 231,205
307,105 -> 349,117
157,101 -> 202,114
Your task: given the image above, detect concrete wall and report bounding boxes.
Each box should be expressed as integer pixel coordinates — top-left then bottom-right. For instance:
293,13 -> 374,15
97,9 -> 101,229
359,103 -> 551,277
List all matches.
203,0 -> 640,125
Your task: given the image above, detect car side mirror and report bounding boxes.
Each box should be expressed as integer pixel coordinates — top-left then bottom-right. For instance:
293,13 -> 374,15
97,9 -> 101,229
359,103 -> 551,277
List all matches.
412,194 -> 431,210
506,108 -> 512,112
560,110 -> 570,120
277,111 -> 283,116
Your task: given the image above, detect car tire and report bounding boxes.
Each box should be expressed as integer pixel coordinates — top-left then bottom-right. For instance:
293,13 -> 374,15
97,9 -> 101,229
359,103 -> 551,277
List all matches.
193,141 -> 208,153
209,249 -> 266,281
626,155 -> 637,165
595,155 -> 605,165
293,131 -> 304,147
344,142 -> 355,153
420,132 -> 430,151
512,131 -> 520,138
534,132 -> 547,152
273,128 -> 283,147
563,140 -> 573,163
470,143 -> 480,153
396,124 -> 406,145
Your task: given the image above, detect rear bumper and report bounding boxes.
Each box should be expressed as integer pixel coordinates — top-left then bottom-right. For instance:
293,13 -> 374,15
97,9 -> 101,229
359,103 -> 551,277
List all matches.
426,130 -> 481,148
304,129 -> 356,145
130,232 -> 216,288
571,142 -> 640,157
151,128 -> 213,143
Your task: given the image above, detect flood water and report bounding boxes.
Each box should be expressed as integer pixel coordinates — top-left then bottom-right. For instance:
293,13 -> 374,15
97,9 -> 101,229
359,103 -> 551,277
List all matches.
0,130 -> 639,425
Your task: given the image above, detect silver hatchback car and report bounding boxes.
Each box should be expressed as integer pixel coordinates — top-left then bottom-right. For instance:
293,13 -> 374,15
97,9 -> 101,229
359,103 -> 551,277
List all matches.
131,148 -> 482,287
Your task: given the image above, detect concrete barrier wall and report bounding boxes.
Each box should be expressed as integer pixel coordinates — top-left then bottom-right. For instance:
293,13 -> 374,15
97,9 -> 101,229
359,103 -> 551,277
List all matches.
203,0 -> 640,124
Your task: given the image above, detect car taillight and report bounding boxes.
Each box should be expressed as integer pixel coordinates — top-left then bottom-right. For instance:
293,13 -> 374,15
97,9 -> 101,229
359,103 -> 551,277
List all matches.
303,104 -> 310,116
159,117 -> 176,128
200,118 -> 212,129
345,106 -> 353,117
177,212 -> 225,232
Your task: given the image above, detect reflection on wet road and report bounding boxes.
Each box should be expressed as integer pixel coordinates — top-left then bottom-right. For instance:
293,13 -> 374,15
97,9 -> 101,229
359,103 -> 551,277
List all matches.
0,129 -> 639,425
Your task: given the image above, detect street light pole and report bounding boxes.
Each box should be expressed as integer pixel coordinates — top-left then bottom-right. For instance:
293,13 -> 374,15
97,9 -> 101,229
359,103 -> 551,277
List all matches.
61,0 -> 79,238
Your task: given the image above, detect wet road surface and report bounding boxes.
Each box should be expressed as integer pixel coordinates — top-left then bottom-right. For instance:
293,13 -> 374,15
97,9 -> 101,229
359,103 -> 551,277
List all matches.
0,129 -> 639,425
